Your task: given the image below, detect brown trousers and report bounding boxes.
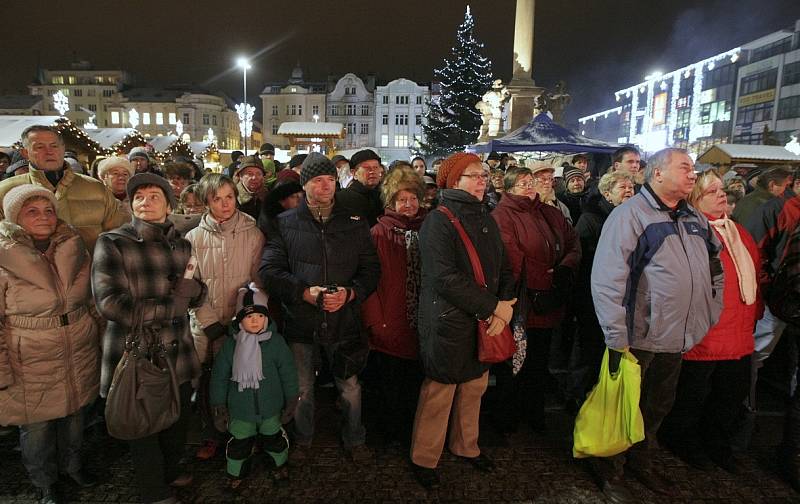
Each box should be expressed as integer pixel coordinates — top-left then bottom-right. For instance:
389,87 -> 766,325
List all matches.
410,371 -> 489,468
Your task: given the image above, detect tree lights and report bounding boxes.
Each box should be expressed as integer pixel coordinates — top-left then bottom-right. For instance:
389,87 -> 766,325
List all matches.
416,5 -> 494,155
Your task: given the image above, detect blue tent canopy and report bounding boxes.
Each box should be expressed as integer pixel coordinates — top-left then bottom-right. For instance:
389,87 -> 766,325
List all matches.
470,113 -> 620,154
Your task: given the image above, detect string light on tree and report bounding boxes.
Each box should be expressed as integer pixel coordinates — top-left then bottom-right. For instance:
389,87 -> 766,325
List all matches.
416,5 -> 494,155
176,120 -> 184,136
53,90 -> 69,116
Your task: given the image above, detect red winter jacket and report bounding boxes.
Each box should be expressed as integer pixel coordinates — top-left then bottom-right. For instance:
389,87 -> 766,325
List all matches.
684,218 -> 762,361
492,193 -> 581,329
361,209 -> 425,359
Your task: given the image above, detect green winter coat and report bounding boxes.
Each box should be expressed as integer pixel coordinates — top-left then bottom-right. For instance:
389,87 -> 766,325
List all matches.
209,323 -> 299,423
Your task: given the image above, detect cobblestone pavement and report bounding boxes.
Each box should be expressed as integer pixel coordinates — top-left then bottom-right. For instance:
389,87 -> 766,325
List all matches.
2,386 -> 800,503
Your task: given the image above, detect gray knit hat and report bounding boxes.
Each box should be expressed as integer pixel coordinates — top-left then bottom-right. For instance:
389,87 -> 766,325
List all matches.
126,173 -> 177,209
128,146 -> 149,162
2,184 -> 57,224
300,152 -> 336,186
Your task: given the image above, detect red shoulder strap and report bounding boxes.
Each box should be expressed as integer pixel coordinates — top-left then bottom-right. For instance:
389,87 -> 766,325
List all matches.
437,206 -> 487,287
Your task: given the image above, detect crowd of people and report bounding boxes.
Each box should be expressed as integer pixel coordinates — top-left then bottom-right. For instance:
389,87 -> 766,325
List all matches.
2,124 -> 800,504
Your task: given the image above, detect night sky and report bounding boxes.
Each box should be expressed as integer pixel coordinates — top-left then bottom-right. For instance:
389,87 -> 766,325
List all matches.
1,0 -> 799,126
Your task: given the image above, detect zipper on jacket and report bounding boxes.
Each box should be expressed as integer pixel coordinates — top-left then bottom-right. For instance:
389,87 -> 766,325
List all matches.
253,388 -> 260,416
674,221 -> 693,352
47,260 -> 79,414
320,223 -> 329,337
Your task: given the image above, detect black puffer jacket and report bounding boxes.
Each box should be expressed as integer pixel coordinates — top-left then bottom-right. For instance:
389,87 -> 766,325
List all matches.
557,189 -> 587,226
259,197 -> 380,347
336,180 -> 383,227
417,189 -> 515,384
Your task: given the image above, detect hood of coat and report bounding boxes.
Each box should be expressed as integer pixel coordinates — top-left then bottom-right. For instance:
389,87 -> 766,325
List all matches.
0,219 -> 88,294
198,209 -> 256,235
378,208 -> 426,231
0,218 -> 77,251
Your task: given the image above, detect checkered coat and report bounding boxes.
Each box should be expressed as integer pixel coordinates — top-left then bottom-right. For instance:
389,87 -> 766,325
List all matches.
91,217 -> 206,397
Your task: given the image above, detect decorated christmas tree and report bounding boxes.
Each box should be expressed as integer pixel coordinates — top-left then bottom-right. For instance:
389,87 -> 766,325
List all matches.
416,6 -> 494,156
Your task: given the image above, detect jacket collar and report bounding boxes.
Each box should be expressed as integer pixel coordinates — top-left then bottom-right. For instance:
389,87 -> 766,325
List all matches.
199,209 -> 251,234
27,163 -> 76,196
379,208 -> 426,231
119,216 -> 178,242
640,183 -> 696,220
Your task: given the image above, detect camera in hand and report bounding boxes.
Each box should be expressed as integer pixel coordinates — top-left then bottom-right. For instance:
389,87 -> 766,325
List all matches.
323,284 -> 339,294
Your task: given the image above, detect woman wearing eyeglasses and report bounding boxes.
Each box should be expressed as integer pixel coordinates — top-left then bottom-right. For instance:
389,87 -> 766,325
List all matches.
409,152 -> 515,489
490,166 -> 580,434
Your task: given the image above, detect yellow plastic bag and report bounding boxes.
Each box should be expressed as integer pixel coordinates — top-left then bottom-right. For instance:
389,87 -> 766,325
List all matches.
572,348 -> 645,458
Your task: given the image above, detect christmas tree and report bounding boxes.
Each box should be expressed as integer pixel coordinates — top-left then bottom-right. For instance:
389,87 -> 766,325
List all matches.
416,6 -> 494,156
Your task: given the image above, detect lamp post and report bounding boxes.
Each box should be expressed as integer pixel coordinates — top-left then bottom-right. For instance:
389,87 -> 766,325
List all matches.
237,57 -> 252,154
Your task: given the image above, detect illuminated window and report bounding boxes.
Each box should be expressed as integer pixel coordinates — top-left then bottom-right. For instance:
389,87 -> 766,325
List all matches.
156,112 -> 164,125
395,134 -> 408,147
381,134 -> 389,147
652,92 -> 667,126
143,112 -> 151,124
168,113 -> 177,124
51,76 -> 64,84
111,111 -> 120,124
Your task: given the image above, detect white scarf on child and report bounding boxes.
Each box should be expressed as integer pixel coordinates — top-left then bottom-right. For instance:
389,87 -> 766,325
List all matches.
232,330 -> 272,392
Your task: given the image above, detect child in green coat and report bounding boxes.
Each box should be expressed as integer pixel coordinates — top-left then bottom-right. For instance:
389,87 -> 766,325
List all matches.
210,283 -> 299,488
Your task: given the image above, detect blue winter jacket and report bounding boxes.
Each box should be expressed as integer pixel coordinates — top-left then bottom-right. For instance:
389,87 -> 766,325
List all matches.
591,184 -> 724,353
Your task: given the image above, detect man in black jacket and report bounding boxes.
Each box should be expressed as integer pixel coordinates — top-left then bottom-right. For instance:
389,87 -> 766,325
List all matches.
260,152 -> 381,463
337,149 -> 384,227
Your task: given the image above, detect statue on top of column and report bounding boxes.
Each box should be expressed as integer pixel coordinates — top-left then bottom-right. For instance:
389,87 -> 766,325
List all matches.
476,79 -> 511,140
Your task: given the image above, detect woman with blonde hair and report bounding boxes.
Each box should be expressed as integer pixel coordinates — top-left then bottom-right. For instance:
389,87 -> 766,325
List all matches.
362,163 -> 426,445
660,169 -> 761,473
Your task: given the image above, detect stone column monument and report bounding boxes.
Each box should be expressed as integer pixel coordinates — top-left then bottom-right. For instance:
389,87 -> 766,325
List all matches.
506,0 -> 546,131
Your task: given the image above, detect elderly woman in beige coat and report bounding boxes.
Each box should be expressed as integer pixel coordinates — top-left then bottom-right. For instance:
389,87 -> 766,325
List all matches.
185,172 -> 265,460
0,184 -> 100,504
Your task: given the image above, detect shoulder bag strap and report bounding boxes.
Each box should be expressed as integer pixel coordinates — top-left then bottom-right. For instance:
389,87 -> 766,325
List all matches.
437,206 -> 487,287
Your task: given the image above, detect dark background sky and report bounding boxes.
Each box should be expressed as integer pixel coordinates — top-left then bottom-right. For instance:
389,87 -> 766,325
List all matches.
1,0 -> 799,127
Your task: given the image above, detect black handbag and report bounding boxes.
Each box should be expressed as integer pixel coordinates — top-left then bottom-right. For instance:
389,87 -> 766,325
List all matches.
105,311 -> 181,440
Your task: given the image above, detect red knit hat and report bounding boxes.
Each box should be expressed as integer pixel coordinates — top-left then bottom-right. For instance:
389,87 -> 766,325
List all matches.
436,152 -> 482,189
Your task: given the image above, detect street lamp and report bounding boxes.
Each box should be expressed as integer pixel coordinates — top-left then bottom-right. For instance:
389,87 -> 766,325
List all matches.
237,57 -> 252,154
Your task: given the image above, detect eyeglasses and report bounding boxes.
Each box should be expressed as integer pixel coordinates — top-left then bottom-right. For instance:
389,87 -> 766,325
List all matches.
515,182 -> 535,189
534,176 -> 554,184
461,173 -> 489,181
